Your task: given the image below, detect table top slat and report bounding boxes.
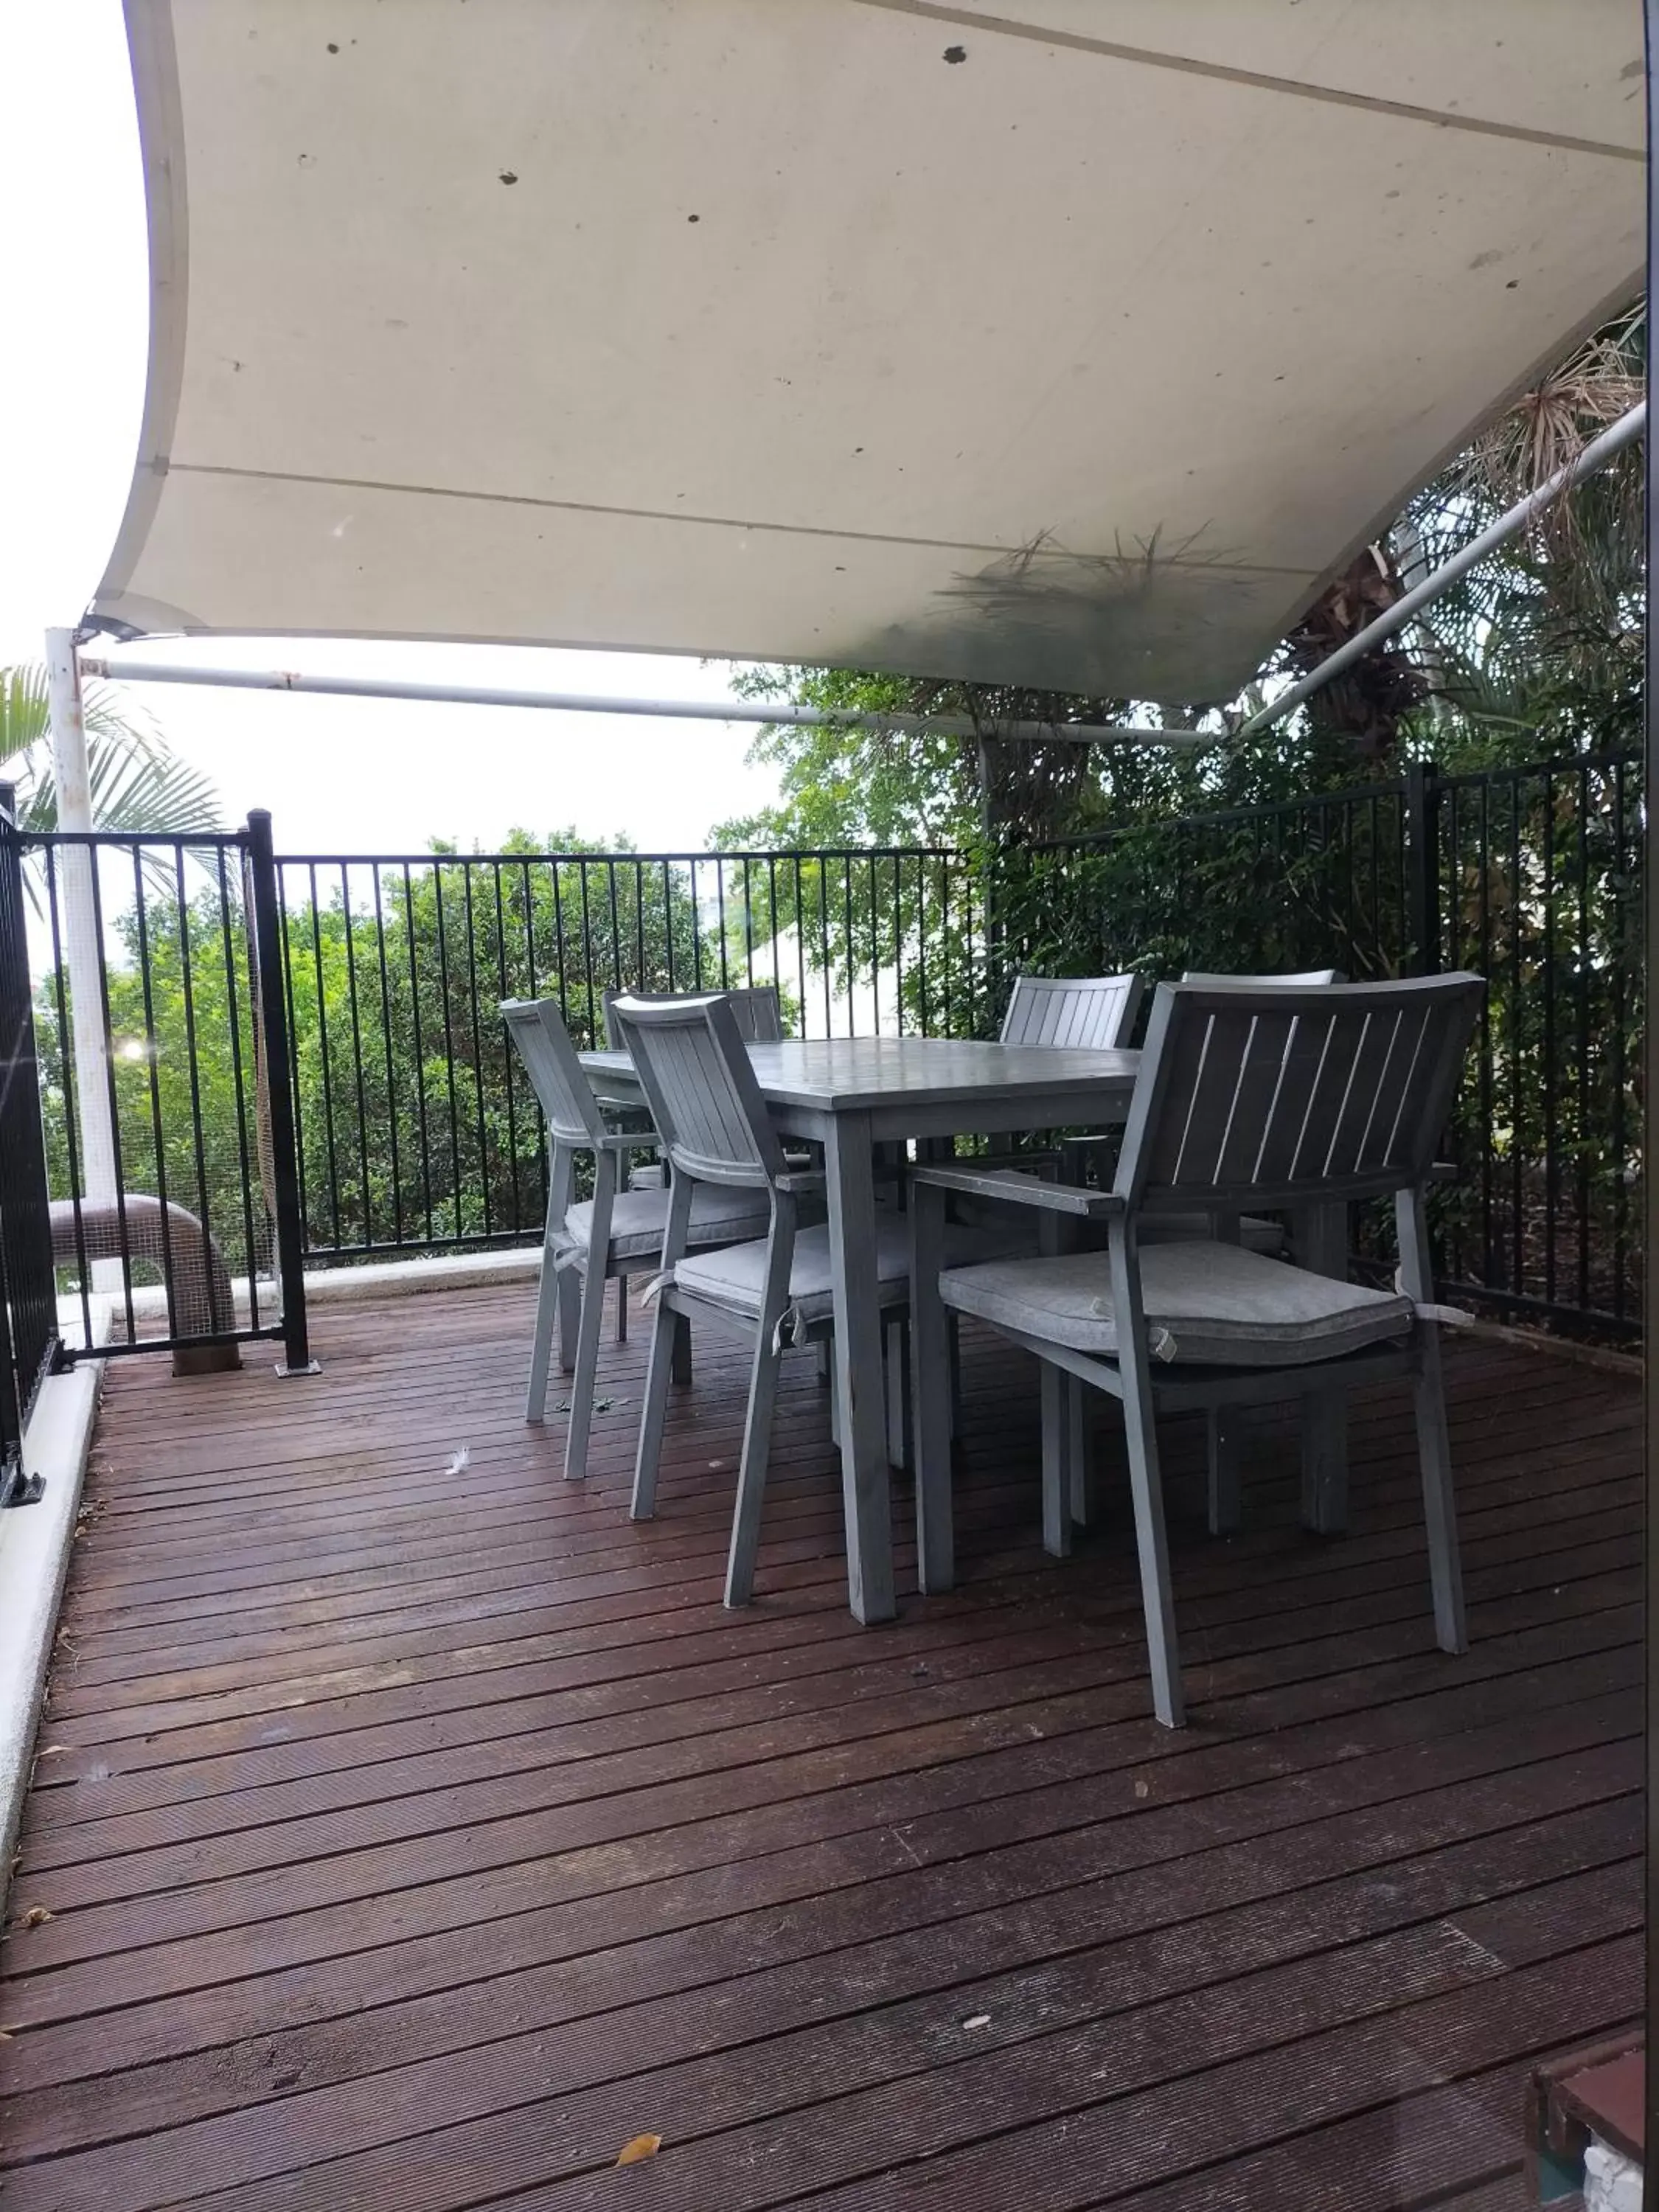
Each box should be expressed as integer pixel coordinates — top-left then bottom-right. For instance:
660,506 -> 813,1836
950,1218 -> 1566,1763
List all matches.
581,1037 -> 1139,1114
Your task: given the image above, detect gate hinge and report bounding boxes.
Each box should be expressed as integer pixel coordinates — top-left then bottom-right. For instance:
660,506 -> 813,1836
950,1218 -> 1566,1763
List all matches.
0,1449 -> 44,1509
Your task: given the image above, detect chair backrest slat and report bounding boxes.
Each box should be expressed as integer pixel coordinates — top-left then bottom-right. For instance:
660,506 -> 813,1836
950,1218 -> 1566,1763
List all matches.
500,997 -> 607,1147
1119,976 -> 1484,1210
610,993 -> 783,1188
1000,973 -> 1143,1051
603,985 -> 783,1048
1180,967 -> 1343,987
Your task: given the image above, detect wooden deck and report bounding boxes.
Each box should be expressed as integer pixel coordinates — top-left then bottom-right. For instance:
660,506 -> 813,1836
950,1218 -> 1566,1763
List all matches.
0,1281 -> 1641,2212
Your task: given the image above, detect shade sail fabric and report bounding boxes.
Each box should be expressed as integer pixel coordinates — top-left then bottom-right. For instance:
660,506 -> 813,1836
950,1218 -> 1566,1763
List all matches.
97,0 -> 1645,702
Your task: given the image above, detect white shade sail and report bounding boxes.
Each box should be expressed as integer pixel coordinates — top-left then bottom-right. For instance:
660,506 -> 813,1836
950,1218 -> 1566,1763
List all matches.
96,0 -> 1645,703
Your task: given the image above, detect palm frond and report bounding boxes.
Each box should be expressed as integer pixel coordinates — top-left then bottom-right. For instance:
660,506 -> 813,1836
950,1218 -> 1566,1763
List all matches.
0,661 -> 224,838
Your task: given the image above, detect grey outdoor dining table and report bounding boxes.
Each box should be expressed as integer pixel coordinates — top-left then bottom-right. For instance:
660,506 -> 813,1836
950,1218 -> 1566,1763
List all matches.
581,1034 -> 1141,1621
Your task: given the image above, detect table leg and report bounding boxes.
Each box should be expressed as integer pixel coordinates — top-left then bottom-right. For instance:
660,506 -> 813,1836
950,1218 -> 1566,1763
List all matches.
1294,1200 -> 1350,1533
824,1110 -> 897,1623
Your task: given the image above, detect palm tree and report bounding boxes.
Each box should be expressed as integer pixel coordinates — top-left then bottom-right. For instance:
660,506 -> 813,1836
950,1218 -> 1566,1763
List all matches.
0,661 -> 223,835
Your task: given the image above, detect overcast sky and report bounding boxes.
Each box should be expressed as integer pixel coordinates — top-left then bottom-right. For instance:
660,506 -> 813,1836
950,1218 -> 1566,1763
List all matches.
0,2 -> 782,855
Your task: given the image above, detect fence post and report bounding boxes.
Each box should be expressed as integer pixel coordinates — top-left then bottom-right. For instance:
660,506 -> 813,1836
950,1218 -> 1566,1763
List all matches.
245,810 -> 316,1376
0,782 -> 59,1502
1404,759 -> 1441,977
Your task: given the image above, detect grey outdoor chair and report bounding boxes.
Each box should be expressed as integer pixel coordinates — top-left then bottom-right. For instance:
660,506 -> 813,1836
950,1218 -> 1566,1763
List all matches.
613,991 -> 981,1609
1000,973 -> 1144,1051
907,973 -> 1485,1728
596,982 -> 791,1335
602,983 -> 784,1047
501,996 -> 770,1478
1141,971 -> 1343,1255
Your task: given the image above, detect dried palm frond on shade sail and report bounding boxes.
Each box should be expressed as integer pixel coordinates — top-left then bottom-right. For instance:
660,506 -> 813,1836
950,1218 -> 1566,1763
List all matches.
94,0 -> 1644,704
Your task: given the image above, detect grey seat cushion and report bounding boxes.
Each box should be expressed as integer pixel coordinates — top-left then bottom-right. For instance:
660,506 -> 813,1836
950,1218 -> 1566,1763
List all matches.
563,1183 -> 771,1262
675,1217 -> 995,1324
938,1237 -> 1413,1367
1138,1209 -> 1286,1256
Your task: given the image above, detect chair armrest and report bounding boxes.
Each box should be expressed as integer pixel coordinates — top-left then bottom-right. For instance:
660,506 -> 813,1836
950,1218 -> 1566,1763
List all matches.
909,1164 -> 1124,1219
775,1169 -> 827,1197
597,1130 -> 662,1155
1429,1161 -> 1458,1184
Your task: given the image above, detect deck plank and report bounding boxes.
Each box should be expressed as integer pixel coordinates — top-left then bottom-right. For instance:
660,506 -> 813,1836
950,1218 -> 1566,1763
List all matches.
0,1284 -> 1641,2212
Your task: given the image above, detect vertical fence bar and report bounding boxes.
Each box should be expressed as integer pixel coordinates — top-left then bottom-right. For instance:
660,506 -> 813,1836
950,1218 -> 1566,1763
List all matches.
340,864 -> 373,1246
214,844 -> 262,1333
371,864 -> 405,1248
42,845 -> 93,1357
246,811 -> 313,1374
129,846 -> 181,1341
1404,759 -> 1439,976
0,784 -> 59,1487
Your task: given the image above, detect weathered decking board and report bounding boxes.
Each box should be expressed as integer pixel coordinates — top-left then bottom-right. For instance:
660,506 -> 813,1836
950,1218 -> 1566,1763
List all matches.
0,1283 -> 1640,2211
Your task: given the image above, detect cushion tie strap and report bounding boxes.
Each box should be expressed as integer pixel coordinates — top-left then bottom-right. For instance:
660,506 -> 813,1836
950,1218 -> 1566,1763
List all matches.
771,1304 -> 810,1355
1392,1270 -> 1473,1329
1083,1303 -> 1178,1362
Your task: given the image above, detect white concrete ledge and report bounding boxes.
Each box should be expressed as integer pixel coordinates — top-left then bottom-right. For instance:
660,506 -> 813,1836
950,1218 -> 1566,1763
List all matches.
102,1243 -> 544,1338
0,1319 -> 107,1916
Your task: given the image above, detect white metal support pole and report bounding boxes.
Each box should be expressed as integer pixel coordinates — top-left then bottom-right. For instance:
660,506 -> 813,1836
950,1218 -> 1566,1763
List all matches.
1237,402 -> 1646,741
45,628 -> 119,1289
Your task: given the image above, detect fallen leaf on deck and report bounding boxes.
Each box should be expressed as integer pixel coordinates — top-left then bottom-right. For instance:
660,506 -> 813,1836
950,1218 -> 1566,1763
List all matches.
18,1907 -> 53,1930
615,2133 -> 662,2166
961,2014 -> 991,2031
35,1747 -> 68,1758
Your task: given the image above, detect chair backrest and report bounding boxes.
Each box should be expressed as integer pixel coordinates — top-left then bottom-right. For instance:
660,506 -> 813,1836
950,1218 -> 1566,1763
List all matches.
999,973 -> 1144,1050
499,997 -> 609,1148
1116,974 -> 1484,1211
602,984 -> 783,1048
1180,967 -> 1343,987
609,993 -> 785,1189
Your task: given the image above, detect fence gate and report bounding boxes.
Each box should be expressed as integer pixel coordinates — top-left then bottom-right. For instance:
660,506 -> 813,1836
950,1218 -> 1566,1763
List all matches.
0,787 -> 58,1500
0,807 -> 310,1386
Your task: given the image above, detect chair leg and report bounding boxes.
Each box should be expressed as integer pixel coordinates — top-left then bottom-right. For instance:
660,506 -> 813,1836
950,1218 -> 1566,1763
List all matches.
671,1310 -> 693,1385
946,1312 -> 961,1441
826,1338 -> 841,1449
1413,1330 -> 1467,1654
615,1275 -> 629,1343
1110,1228 -> 1184,1727
886,1317 -> 911,1470
726,1326 -> 787,1606
910,1181 -> 954,1593
1065,1377 -> 1091,1526
563,1153 -> 617,1481
630,1292 -> 681,1520
726,1198 -> 796,1607
526,1248 -> 564,1425
557,1267 -> 580,1375
1039,1360 -> 1072,1558
1207,1409 -> 1243,1536
529,1144 -> 576,1414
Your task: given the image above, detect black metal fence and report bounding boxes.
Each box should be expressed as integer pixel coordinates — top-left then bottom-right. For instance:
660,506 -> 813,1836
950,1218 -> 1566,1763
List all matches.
0,757 -> 1641,1389
270,846 -> 984,1260
0,787 -> 58,1493
0,815 -> 310,1381
994,751 -> 1643,1340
